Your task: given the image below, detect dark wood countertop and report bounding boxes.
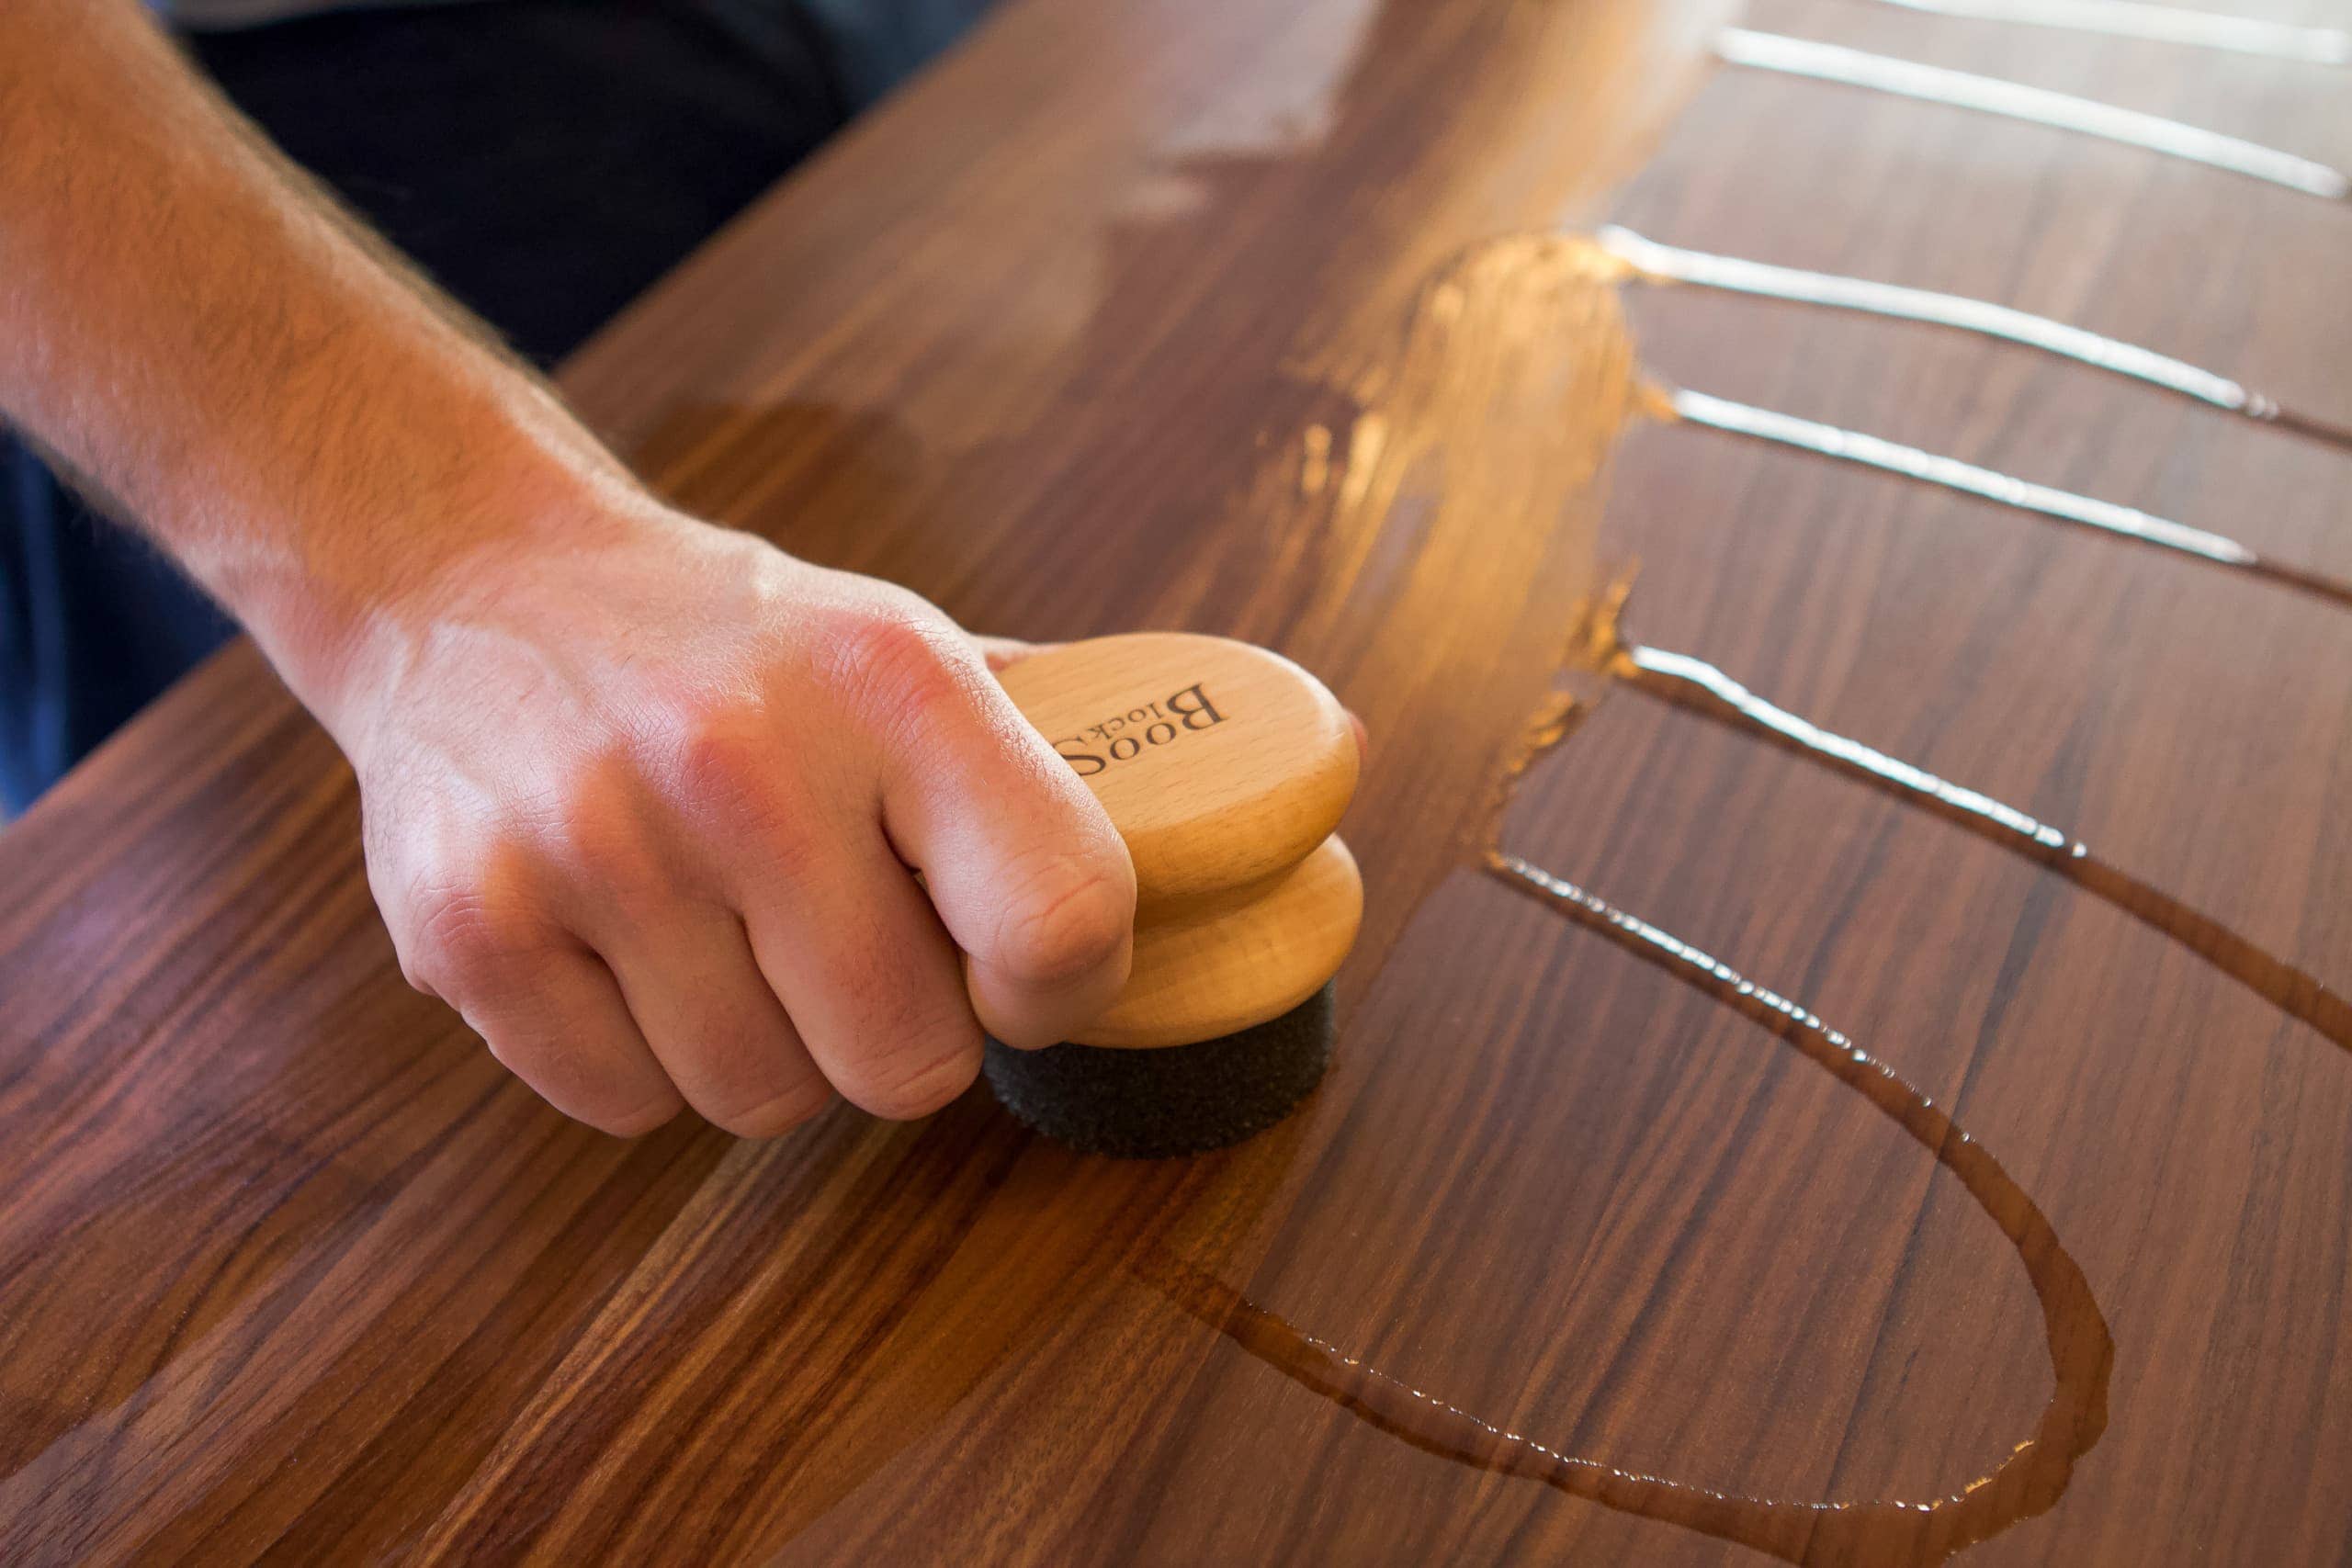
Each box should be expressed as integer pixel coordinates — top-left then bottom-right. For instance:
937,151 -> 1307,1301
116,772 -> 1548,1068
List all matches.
4,0 -> 2346,1560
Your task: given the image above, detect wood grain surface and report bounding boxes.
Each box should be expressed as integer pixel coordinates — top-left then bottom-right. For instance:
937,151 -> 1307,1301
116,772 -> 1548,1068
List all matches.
3,0 -> 2347,1562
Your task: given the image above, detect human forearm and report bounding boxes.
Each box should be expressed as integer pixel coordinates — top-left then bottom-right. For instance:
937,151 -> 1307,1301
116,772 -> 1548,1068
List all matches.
0,0 -> 1149,1141
0,0 -> 632,711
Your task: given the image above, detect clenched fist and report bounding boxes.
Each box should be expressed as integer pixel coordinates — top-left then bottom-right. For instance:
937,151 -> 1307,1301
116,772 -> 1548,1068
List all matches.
0,0 -> 1127,1140
319,506 -> 1136,1136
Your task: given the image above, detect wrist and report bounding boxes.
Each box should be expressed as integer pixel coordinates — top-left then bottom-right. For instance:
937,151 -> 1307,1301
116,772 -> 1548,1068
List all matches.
235,409 -> 664,734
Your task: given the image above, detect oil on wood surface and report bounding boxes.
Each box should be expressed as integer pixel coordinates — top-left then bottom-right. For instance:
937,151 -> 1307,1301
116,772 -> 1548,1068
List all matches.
1,0 -> 2346,1562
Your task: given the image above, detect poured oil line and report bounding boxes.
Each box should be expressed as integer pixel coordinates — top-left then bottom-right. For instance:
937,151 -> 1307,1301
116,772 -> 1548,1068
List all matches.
1616,643 -> 2352,1051
1598,227 -> 2352,456
1716,28 -> 2352,202
1860,0 -> 2350,65
1666,387 -> 2352,610
1142,848 -> 2113,1566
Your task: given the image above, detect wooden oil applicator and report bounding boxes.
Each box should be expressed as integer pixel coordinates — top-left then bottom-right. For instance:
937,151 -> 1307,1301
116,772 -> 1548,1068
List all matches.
983,633 -> 1363,1156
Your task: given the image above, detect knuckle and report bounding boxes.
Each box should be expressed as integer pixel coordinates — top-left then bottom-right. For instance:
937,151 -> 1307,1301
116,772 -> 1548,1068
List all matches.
826,975 -> 984,1119
852,1033 -> 982,1121
549,770 -> 673,902
665,715 -> 831,888
833,603 -> 974,739
704,1079 -> 834,1139
991,852 -> 1135,987
404,877 -> 548,995
587,1094 -> 685,1140
483,1028 -> 683,1137
661,1009 -> 832,1134
673,710 -> 775,818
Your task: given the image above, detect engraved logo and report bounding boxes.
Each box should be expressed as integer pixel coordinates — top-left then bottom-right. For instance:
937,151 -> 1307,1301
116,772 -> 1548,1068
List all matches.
1052,682 -> 1226,777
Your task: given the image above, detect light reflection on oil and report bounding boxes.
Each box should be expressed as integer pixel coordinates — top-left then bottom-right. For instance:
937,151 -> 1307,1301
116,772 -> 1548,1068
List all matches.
1863,0 -> 2352,65
1659,386 -> 2352,609
1597,225 -> 2352,455
1717,28 -> 2352,201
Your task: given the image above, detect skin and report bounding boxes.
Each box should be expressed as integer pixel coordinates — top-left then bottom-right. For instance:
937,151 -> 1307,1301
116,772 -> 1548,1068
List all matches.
0,0 -> 1143,1136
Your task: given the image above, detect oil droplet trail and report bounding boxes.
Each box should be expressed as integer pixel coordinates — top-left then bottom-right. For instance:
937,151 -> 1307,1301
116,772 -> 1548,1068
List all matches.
1597,227 -> 2352,457
1490,849 -> 2112,1562
1716,28 -> 2352,202
1862,0 -> 2352,65
1665,387 -> 2352,611
1617,643 -> 2352,1052
1137,852 -> 2113,1566
2269,407 -> 2352,453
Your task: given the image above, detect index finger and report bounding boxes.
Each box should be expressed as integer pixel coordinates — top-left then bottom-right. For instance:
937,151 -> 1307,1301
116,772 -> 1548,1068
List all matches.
869,637 -> 1136,1049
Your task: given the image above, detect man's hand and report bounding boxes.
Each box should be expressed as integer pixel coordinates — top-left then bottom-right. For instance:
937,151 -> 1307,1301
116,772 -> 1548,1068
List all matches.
329,507 -> 1135,1136
0,1 -> 1139,1135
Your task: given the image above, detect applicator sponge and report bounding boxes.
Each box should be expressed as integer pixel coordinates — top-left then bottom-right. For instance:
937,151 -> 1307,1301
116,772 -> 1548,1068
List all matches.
982,986 -> 1337,1159
985,633 -> 1363,1157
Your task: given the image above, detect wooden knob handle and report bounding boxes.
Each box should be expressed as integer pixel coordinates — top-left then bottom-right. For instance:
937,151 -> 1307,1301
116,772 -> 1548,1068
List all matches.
996,633 -> 1358,911
999,633 -> 1363,1048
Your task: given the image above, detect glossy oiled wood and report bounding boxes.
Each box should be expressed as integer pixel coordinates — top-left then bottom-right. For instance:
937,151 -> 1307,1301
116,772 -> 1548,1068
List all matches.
3,0 -> 2347,1562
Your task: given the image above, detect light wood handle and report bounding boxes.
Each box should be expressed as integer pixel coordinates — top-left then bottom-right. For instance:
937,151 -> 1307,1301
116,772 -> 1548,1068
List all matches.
998,633 -> 1363,1048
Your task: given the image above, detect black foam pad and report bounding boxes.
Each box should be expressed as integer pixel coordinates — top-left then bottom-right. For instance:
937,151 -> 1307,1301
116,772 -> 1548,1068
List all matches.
982,985 -> 1337,1158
